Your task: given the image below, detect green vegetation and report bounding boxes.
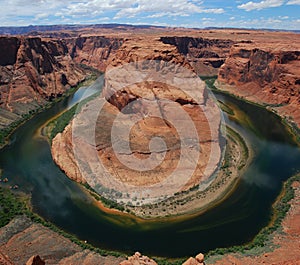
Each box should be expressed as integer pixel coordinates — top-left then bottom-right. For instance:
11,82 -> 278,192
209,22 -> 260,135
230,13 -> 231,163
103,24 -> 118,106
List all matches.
0,187 -> 26,227
82,183 -> 126,212
0,104 -> 49,147
200,76 -> 218,91
46,104 -> 78,141
45,83 -> 100,142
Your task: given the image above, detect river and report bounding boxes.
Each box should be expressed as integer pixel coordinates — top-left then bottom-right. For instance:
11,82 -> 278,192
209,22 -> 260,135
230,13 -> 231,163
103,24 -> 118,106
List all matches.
0,77 -> 299,258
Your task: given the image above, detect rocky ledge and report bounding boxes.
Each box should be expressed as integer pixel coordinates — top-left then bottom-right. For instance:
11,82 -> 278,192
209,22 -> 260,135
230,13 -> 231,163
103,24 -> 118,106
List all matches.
217,35 -> 300,128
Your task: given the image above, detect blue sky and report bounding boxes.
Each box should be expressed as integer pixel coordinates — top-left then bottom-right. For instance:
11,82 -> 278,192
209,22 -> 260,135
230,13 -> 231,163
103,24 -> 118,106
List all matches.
0,0 -> 299,30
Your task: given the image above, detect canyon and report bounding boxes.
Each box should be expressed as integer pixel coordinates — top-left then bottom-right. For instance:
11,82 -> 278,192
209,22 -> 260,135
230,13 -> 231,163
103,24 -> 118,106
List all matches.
1,28 -> 299,131
0,25 -> 300,265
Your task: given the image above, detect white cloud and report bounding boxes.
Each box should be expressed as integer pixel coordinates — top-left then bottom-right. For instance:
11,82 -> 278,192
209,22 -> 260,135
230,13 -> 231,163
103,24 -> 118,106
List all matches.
110,0 -> 224,19
286,0 -> 300,4
201,17 -> 214,21
0,0 -> 225,25
238,0 -> 285,11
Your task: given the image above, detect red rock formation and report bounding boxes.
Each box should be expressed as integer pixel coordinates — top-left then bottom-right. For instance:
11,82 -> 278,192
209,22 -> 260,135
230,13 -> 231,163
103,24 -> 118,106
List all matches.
182,253 -> 205,265
26,255 -> 45,265
120,252 -> 157,265
67,36 -> 123,72
217,40 -> 300,127
0,36 -> 86,128
160,36 -> 234,76
53,37 -> 222,203
0,216 -> 123,265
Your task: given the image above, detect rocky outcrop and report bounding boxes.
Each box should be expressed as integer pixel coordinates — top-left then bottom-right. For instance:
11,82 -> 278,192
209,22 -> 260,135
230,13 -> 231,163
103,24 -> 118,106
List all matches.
217,41 -> 300,127
0,36 -> 86,128
26,255 -> 45,265
53,37 -> 222,204
120,252 -> 157,265
160,36 -> 234,76
67,36 -> 123,72
182,253 -> 205,265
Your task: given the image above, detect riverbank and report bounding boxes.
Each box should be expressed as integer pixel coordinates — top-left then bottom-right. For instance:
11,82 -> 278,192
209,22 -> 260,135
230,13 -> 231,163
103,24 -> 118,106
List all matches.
0,72 -> 98,150
123,125 -> 252,219
206,174 -> 300,265
1,172 -> 299,265
68,123 -> 252,224
44,87 -> 252,220
212,79 -> 300,147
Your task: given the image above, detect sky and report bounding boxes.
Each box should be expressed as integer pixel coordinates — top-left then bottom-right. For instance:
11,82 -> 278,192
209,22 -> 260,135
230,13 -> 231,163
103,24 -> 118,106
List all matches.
0,0 -> 299,30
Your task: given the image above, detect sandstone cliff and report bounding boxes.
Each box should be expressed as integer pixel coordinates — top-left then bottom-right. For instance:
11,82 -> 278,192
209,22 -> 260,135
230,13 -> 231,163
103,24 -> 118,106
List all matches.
0,35 -> 123,130
0,36 -> 85,129
217,40 -> 300,127
67,36 -> 123,72
160,36 -> 234,76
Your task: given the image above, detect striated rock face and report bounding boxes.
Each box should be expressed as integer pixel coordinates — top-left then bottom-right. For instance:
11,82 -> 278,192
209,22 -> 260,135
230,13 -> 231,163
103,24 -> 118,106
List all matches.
67,36 -> 123,72
160,36 -> 234,76
217,41 -> 300,127
53,37 -> 222,203
0,36 -> 85,128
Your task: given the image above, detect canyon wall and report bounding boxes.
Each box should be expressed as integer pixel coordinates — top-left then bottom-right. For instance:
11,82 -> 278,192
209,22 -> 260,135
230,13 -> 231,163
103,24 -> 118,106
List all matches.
67,36 -> 123,72
160,36 -> 234,76
217,42 -> 300,127
0,36 -> 85,128
0,35 -> 122,129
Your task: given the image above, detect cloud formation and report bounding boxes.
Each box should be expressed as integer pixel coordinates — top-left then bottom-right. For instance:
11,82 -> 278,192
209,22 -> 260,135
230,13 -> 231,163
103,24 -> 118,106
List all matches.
0,0 -> 298,30
286,0 -> 300,4
61,0 -> 224,19
238,0 -> 285,11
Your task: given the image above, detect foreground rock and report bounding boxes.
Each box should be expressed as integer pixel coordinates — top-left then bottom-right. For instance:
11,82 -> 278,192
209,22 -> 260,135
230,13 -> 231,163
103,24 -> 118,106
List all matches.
120,252 -> 158,265
26,255 -> 45,265
0,216 -> 123,265
182,253 -> 205,265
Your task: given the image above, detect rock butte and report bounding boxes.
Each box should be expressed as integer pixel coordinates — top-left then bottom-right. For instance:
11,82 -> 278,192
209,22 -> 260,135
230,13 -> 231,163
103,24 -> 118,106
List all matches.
53,37 -> 222,201
0,25 -> 300,265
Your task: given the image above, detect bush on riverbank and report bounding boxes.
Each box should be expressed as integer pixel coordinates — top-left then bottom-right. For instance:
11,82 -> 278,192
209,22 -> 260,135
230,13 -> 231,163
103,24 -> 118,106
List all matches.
0,187 -> 26,227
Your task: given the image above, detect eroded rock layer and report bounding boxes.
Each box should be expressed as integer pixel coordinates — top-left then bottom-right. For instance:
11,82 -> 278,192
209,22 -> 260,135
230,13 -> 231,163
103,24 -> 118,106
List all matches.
0,35 -> 123,129
0,36 -> 85,128
52,37 -> 222,203
160,36 -> 234,76
217,40 -> 300,127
